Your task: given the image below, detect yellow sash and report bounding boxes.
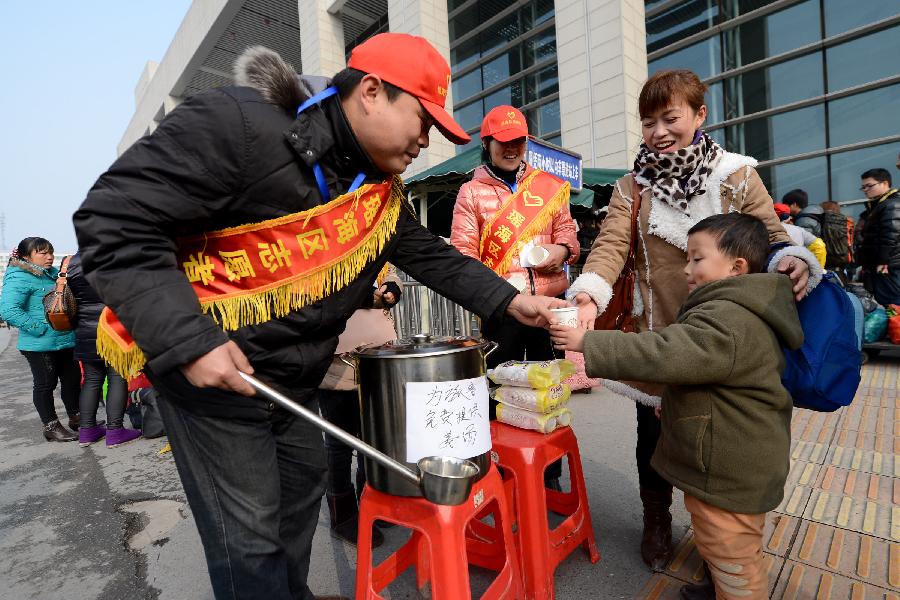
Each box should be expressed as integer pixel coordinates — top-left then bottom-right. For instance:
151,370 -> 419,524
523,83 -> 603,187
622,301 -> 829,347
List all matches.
97,176 -> 405,378
479,169 -> 570,275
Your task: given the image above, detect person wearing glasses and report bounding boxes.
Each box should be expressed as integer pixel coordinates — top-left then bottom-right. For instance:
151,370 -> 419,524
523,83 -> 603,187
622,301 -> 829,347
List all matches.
0,238 -> 80,442
857,168 -> 900,306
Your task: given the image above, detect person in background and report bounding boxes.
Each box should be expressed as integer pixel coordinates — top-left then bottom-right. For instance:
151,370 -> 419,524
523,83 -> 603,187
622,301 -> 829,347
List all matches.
553,213 -> 803,600
450,104 -> 579,369
0,238 -> 80,442
773,203 -> 826,268
67,253 -> 142,448
857,168 -> 900,306
568,69 -> 818,572
576,207 -> 607,261
318,270 -> 402,548
784,189 -> 823,238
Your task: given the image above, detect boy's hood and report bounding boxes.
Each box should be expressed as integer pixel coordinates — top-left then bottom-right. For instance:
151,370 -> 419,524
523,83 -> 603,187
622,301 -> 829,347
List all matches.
680,273 -> 804,349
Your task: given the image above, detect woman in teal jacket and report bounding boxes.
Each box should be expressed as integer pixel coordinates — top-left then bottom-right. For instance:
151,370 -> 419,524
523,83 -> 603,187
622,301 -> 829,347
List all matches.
0,237 -> 80,441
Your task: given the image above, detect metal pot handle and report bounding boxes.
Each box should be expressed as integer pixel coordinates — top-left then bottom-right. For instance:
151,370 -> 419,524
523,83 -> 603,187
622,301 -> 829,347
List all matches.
339,352 -> 356,370
482,340 -> 499,358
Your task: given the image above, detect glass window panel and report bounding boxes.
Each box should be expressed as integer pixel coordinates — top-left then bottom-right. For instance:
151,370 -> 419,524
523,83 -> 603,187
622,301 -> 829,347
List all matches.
533,0 -> 554,26
756,156 -> 829,206
705,81 -> 725,126
484,86 -> 512,111
725,104 -> 826,161
535,63 -> 559,99
826,25 -> 900,91
452,69 -> 482,105
723,52 -> 823,118
479,13 -> 521,55
824,0 -> 900,37
830,142 -> 899,204
482,53 -> 513,88
454,100 -> 484,133
649,36 -> 721,79
451,36 -> 480,72
449,4 -> 479,40
456,133 -> 482,155
537,100 -> 561,137
449,0 -> 470,12
722,0 -> 820,69
647,0 -> 719,53
544,134 -> 562,146
523,28 -> 556,68
478,0 -> 516,21
828,84 -> 900,147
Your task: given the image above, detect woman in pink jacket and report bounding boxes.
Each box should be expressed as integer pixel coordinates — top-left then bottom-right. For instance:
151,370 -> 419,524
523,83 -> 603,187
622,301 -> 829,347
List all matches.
450,105 -> 579,369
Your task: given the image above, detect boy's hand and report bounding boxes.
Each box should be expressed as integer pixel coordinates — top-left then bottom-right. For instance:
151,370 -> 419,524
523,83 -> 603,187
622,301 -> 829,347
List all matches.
549,322 -> 586,352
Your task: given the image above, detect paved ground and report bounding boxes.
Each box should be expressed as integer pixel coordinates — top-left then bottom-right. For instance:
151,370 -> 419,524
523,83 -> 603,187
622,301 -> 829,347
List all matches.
0,326 -> 897,599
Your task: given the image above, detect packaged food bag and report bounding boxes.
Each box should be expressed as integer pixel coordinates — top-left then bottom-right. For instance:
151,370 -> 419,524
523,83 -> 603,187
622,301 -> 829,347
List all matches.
495,403 -> 572,433
493,384 -> 571,413
863,306 -> 888,343
488,359 -> 575,389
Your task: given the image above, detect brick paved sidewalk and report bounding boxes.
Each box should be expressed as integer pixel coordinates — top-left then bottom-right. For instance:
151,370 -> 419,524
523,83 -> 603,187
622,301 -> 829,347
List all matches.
637,358 -> 900,600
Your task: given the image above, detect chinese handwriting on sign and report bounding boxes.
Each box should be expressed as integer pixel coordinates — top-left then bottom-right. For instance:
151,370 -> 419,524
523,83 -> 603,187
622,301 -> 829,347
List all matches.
405,377 -> 490,463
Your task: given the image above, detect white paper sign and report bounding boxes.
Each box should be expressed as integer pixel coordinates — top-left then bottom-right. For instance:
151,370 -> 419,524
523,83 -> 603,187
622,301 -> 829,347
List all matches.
405,376 -> 490,463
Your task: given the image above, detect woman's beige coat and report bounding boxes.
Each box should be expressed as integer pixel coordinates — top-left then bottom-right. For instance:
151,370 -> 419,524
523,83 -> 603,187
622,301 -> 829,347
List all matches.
568,152 -> 821,406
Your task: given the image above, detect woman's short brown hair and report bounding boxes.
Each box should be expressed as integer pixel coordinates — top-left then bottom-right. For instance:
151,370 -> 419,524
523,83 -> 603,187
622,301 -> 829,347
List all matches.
639,69 -> 707,119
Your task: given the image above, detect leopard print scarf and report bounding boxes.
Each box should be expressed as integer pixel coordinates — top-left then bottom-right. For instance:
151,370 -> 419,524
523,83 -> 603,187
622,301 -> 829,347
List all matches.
632,132 -> 724,216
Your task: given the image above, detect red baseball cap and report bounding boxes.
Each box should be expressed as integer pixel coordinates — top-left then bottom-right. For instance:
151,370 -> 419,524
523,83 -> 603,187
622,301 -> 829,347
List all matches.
348,33 -> 470,145
481,105 -> 528,142
773,203 -> 791,220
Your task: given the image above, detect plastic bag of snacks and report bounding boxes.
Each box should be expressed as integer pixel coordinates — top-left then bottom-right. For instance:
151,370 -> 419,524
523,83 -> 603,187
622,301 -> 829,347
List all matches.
495,403 -> 572,434
493,384 -> 571,413
487,359 -> 575,389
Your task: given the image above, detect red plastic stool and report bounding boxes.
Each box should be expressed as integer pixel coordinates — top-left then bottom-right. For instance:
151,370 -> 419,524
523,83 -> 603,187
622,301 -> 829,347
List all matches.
487,421 -> 600,599
355,463 -> 523,600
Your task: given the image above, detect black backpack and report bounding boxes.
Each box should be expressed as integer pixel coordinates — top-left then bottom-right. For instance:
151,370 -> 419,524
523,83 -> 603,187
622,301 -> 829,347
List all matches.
818,213 -> 851,268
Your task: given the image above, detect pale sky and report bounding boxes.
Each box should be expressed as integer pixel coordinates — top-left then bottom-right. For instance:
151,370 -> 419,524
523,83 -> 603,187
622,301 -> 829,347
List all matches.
0,1 -> 192,253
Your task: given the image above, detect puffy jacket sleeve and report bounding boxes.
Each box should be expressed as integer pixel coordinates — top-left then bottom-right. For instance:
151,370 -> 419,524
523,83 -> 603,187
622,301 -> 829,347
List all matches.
581,303 -> 735,384
551,193 -> 579,264
391,209 -> 517,327
0,273 -> 49,336
72,90 -> 247,374
875,199 -> 900,266
450,180 -> 482,260
565,177 -> 635,313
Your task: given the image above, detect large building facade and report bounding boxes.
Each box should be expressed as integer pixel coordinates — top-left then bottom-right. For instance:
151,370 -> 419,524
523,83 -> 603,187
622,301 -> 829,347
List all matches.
647,0 -> 900,214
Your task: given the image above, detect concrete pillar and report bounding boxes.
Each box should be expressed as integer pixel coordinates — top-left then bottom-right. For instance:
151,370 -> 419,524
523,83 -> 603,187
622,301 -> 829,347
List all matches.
387,0 -> 456,176
298,0 -> 347,77
555,0 -> 647,170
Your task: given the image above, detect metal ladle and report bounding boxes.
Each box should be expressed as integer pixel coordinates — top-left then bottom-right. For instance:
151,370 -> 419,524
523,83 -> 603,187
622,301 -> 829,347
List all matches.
239,372 -> 480,506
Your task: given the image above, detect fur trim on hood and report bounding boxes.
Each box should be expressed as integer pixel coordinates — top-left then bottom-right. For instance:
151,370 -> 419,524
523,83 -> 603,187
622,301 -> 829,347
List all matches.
233,46 -> 304,113
6,256 -> 47,278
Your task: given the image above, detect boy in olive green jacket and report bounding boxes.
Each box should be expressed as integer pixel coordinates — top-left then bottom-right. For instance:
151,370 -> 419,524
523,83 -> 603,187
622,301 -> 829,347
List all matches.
551,213 -> 804,600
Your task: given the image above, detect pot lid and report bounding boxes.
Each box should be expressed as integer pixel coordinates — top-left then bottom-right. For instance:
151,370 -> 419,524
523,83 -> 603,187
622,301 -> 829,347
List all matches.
354,334 -> 485,357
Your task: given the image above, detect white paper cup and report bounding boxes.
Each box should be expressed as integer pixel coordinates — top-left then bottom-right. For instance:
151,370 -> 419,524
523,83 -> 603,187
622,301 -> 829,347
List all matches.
550,307 -> 579,327
527,246 -> 550,266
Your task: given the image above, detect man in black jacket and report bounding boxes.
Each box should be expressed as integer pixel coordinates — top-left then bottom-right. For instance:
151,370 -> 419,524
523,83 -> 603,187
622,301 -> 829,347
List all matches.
858,168 -> 900,306
74,35 -> 563,600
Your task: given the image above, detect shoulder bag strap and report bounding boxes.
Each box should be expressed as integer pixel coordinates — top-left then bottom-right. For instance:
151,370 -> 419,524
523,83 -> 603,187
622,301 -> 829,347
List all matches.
54,256 -> 71,292
625,180 -> 642,271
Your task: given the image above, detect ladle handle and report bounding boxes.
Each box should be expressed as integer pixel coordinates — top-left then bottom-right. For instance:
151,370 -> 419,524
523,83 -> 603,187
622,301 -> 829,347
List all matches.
239,372 -> 420,487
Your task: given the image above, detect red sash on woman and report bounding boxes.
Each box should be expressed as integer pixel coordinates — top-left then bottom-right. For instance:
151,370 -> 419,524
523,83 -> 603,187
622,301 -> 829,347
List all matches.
478,169 -> 570,276
97,176 -> 405,378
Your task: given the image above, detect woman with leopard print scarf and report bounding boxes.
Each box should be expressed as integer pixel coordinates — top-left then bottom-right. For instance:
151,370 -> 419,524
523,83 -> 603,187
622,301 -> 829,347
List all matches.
562,69 -> 822,585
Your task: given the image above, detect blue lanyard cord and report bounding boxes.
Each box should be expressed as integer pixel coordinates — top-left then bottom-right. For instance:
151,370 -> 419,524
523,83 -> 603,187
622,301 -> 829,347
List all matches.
295,86 -> 365,201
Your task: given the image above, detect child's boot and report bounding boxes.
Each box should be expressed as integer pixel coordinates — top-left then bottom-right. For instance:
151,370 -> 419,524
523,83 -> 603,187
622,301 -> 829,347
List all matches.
640,486 -> 673,570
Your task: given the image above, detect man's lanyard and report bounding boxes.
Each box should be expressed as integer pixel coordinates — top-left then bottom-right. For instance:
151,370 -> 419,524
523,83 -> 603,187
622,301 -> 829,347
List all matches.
296,86 -> 365,202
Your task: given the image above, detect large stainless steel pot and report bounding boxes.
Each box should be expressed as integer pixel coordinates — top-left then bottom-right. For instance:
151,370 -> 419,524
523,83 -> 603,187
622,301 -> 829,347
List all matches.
343,334 -> 496,497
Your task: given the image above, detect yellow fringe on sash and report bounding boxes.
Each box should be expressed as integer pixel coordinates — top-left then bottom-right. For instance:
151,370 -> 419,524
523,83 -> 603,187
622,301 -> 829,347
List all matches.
479,171 -> 571,277
96,177 -> 405,378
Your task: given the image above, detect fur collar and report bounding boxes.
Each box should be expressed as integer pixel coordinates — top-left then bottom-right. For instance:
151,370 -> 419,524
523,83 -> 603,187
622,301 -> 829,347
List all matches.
233,46 -> 312,113
7,256 -> 48,278
646,151 -> 757,251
